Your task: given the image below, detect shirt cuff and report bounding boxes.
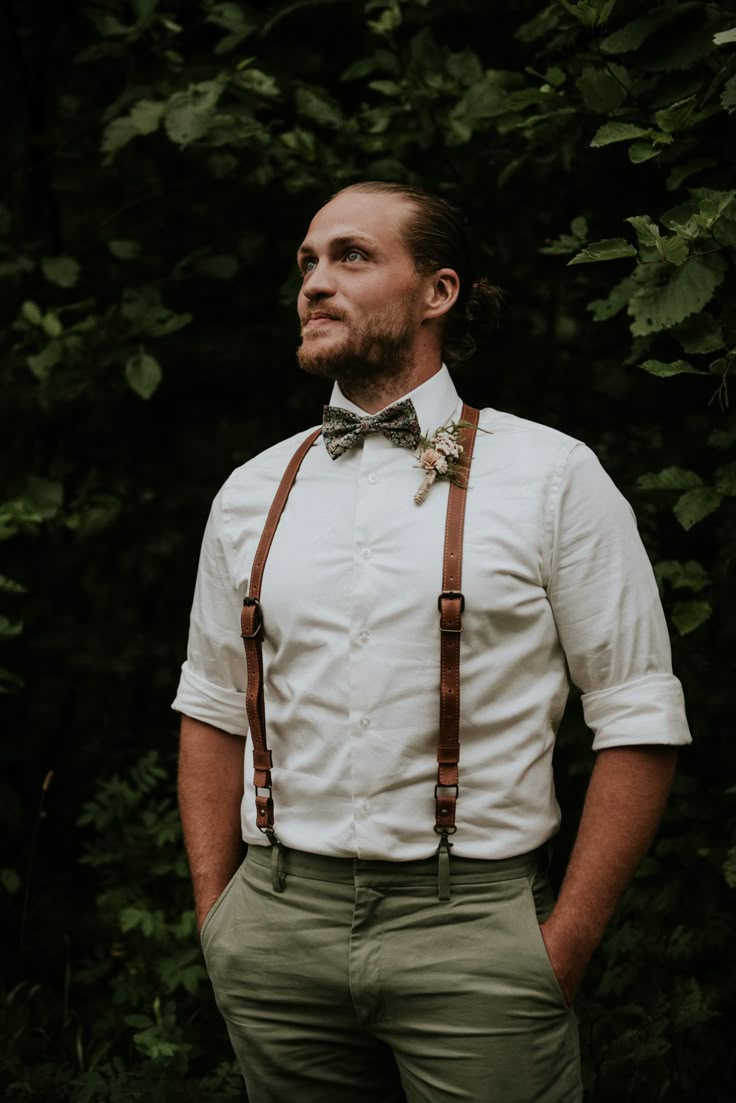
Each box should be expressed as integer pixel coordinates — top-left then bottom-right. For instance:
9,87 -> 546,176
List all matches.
582,673 -> 692,751
171,662 -> 248,737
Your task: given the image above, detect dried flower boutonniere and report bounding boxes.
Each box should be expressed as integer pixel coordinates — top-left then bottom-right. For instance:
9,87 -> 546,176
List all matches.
414,421 -> 471,506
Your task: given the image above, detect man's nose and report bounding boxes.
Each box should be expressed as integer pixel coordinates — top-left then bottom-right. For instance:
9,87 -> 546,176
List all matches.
302,261 -> 336,300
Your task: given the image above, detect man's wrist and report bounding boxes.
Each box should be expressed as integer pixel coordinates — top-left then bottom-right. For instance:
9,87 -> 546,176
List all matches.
539,910 -> 599,1004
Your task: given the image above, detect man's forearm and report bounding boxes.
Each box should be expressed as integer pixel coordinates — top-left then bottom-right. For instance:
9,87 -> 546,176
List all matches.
178,714 -> 246,930
541,744 -> 678,1003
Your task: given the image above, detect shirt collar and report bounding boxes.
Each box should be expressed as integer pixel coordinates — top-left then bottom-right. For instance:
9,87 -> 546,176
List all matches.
327,365 -> 462,435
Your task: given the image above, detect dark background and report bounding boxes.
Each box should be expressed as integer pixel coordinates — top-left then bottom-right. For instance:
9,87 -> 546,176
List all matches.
1,1 -> 735,1099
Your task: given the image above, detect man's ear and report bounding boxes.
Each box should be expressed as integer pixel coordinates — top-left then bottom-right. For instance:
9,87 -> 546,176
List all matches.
423,268 -> 460,321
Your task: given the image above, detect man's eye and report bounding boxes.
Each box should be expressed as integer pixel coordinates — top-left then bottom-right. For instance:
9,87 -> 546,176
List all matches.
345,249 -> 363,262
302,258 -> 316,273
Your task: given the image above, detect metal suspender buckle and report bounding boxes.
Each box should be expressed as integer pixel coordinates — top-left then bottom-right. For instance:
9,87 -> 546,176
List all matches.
241,596 -> 263,638
438,590 -> 464,632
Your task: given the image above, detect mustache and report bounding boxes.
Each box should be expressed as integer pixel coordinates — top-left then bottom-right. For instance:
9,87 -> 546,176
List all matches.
303,310 -> 345,324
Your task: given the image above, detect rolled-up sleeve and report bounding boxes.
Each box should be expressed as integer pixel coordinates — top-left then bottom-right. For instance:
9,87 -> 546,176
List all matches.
171,491 -> 249,736
546,443 -> 691,750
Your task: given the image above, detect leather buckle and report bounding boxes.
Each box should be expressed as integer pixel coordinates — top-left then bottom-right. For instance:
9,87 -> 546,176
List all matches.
434,783 -> 459,800
438,591 -> 465,612
242,596 -> 263,638
438,591 -> 464,633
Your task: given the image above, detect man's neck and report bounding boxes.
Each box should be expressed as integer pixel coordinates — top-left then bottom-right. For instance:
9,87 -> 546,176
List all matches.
338,354 -> 443,414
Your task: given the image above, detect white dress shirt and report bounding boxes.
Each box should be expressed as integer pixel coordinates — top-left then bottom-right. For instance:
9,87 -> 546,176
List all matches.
173,366 -> 691,860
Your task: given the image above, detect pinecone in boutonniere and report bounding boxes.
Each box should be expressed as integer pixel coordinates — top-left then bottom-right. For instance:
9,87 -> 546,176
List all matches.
414,421 -> 472,506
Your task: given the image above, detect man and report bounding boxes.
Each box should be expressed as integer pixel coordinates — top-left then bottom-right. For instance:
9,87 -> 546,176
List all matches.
174,182 -> 691,1102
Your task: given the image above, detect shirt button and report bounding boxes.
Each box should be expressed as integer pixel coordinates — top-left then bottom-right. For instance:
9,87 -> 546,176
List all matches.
360,547 -> 372,560
360,715 -> 371,728
367,473 -> 378,484
364,800 -> 372,813
358,630 -> 371,643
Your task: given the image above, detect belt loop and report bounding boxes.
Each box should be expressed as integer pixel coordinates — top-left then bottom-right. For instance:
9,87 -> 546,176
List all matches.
437,833 -> 453,901
270,838 -> 286,893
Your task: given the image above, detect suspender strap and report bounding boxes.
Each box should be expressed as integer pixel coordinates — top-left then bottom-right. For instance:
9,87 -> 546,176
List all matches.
240,404 -> 480,897
241,427 -> 321,885
435,403 -> 480,898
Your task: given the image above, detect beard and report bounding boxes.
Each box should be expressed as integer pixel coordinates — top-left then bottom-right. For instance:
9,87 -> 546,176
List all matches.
297,302 -> 417,403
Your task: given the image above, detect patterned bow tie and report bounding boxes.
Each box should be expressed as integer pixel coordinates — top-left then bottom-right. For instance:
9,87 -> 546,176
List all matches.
322,398 -> 422,460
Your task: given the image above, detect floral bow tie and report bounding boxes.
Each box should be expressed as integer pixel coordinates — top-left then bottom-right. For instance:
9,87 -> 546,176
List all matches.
322,399 -> 422,460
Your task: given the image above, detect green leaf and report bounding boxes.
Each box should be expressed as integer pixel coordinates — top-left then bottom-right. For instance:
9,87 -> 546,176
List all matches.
540,217 -> 588,255
108,240 -> 141,259
131,0 -> 158,23
0,575 -> 27,595
590,121 -> 651,147
22,476 -> 64,519
41,256 -> 80,288
673,486 -> 722,529
672,600 -> 712,635
295,88 -> 344,128
445,49 -> 484,88
722,75 -> 736,113
87,11 -> 131,36
625,214 -> 688,266
21,301 -> 42,326
0,616 -> 24,638
639,359 -> 706,377
164,80 -> 225,146
724,846 -> 736,889
368,80 -> 402,96
638,466 -> 703,491
236,68 -> 280,98
588,275 -> 636,321
673,313 -> 724,354
340,50 -> 399,81
655,95 -> 696,134
628,254 -> 727,335
0,868 -> 21,893
206,2 -> 257,52
556,0 -> 599,28
125,353 -> 162,400
102,100 -> 164,157
691,188 -> 736,230
121,286 -> 192,337
515,6 -> 561,43
576,66 -> 627,113
0,668 -> 24,693
654,559 -> 710,593
42,313 -> 62,338
715,461 -> 736,497
625,215 -> 659,248
709,426 -> 736,450
601,9 -> 683,53
666,158 -> 719,192
27,341 -> 63,380
628,141 -> 660,164
656,235 -> 689,265
568,238 -> 637,265
713,28 -> 736,46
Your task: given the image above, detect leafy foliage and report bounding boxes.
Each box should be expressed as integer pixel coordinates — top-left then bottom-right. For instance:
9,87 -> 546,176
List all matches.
2,0 -> 735,1099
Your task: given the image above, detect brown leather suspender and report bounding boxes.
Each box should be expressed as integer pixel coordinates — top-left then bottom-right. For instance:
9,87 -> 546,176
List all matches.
240,404 -> 480,897
435,404 -> 480,897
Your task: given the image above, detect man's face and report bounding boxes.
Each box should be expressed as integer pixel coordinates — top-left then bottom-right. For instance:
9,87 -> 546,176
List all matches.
296,191 -> 427,392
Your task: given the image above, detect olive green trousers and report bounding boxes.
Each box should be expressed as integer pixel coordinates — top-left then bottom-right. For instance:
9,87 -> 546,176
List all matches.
201,844 -> 582,1103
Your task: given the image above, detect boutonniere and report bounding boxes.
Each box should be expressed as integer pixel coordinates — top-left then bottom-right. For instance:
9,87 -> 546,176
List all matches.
414,421 -> 472,506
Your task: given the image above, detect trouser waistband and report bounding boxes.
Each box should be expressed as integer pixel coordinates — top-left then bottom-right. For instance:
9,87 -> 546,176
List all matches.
246,842 -> 546,888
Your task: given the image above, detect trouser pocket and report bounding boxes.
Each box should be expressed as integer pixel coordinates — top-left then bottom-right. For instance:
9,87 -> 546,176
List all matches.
200,861 -> 244,952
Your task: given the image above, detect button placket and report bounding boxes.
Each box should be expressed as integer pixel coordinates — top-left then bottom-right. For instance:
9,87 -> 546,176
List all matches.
348,433 -> 382,847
